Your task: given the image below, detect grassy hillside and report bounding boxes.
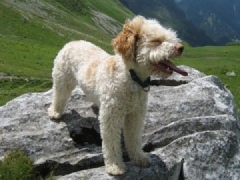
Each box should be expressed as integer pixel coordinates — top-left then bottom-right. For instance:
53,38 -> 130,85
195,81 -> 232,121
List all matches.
0,0 -> 133,76
0,0 -> 133,104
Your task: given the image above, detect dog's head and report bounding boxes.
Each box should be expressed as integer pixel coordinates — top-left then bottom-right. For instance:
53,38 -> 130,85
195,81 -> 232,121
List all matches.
112,16 -> 187,78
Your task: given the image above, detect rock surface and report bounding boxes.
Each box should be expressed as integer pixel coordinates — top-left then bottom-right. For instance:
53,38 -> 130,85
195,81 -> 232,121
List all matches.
0,66 -> 239,179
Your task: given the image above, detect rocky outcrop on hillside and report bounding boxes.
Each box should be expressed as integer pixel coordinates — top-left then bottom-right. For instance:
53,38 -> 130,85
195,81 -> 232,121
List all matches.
0,66 -> 240,179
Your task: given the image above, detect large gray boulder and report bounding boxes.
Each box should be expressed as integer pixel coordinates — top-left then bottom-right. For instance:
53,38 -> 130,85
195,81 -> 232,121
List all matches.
0,66 -> 239,179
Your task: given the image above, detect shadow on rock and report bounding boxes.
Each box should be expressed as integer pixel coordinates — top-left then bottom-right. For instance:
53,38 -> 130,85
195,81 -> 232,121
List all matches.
56,109 -> 102,147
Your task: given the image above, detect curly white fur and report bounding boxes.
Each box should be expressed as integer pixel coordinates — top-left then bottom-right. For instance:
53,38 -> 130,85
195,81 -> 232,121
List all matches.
48,16 -> 184,175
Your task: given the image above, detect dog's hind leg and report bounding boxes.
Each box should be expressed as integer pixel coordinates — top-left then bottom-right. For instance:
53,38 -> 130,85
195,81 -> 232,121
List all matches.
123,108 -> 150,167
99,105 -> 126,175
48,63 -> 76,119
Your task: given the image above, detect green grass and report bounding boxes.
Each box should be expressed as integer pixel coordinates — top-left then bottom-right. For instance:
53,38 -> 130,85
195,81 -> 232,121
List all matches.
0,149 -> 54,179
176,46 -> 240,112
0,78 -> 52,105
0,149 -> 35,180
0,37 -> 56,78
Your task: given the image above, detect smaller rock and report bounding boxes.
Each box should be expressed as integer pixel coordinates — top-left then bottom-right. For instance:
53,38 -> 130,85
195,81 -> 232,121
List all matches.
226,71 -> 236,77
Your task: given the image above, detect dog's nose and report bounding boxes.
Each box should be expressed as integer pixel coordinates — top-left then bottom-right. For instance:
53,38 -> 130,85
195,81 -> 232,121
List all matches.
175,44 -> 184,54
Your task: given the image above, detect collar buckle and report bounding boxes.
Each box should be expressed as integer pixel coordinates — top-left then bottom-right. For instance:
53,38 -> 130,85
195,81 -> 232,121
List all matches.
143,86 -> 150,92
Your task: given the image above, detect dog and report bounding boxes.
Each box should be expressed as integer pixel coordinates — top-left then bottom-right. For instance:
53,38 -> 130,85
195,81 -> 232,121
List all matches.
48,16 -> 187,175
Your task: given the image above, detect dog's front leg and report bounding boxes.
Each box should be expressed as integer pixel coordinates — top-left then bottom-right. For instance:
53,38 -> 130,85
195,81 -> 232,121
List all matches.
99,106 -> 126,175
123,108 -> 150,167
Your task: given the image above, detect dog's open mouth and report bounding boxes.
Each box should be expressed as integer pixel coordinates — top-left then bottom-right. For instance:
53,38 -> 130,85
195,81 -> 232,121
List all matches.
153,60 -> 188,76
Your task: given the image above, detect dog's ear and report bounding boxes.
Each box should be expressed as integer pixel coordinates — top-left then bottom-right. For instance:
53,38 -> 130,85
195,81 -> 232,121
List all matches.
112,16 -> 144,62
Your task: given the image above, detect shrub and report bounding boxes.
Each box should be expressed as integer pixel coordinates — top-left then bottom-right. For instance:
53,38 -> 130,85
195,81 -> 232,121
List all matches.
0,149 -> 35,180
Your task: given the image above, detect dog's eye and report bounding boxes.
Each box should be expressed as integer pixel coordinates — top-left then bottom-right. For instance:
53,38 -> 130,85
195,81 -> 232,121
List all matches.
150,39 -> 162,44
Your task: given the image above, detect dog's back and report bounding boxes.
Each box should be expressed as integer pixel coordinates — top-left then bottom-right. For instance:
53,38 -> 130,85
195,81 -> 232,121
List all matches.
54,40 -> 110,69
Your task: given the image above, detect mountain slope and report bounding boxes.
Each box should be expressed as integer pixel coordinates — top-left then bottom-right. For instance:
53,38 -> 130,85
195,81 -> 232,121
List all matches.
0,0 -> 133,78
175,0 -> 240,45
119,0 -> 215,46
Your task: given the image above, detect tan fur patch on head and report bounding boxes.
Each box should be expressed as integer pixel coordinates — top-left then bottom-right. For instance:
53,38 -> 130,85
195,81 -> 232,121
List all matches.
112,16 -> 145,62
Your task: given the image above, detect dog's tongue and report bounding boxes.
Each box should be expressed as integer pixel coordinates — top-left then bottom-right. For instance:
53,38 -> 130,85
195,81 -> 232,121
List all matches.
160,60 -> 188,76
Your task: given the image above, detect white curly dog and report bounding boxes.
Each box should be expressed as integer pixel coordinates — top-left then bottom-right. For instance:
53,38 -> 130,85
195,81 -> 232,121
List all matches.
48,16 -> 187,175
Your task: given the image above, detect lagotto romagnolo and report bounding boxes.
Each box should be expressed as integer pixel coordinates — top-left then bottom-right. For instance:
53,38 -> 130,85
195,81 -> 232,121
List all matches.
48,16 -> 188,175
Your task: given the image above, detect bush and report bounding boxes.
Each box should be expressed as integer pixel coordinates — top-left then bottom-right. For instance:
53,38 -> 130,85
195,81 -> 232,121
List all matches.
0,150 -> 35,180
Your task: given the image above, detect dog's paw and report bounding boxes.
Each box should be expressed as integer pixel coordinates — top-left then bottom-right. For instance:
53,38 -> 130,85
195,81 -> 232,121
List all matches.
106,163 -> 126,175
133,153 -> 151,167
48,107 -> 61,119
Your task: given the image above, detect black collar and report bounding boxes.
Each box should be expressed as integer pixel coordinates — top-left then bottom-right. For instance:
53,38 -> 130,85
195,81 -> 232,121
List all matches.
129,69 -> 151,92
